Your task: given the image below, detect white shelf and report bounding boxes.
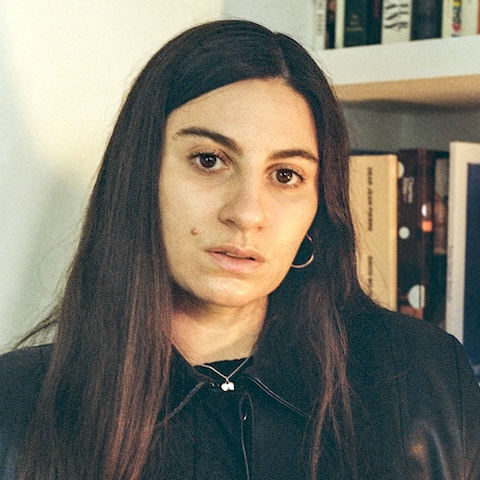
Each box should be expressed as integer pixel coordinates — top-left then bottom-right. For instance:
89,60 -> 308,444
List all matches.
315,36 -> 480,108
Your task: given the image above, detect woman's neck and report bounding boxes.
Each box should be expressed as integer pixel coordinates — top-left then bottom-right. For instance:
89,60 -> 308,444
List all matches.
171,296 -> 267,365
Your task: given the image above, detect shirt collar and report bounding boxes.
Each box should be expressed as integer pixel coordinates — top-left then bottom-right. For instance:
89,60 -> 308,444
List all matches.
168,335 -> 315,418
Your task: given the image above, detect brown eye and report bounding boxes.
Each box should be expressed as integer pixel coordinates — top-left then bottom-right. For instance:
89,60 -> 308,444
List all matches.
198,153 -> 218,168
276,169 -> 294,183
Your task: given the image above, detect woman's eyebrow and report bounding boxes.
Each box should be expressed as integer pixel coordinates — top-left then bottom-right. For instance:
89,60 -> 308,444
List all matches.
176,127 -> 241,154
176,126 -> 318,164
270,149 -> 319,164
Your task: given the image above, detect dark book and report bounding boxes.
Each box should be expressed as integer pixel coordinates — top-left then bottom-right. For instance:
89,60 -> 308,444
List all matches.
429,152 -> 449,328
344,0 -> 383,46
463,163 -> 480,381
326,0 -> 336,48
344,0 -> 369,46
412,0 -> 443,39
446,142 -> 480,383
397,149 -> 436,320
368,0 -> 384,43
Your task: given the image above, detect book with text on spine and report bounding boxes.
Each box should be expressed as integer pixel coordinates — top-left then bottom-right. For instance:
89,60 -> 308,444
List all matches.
337,0 -> 383,47
397,149 -> 437,321
446,141 -> 480,382
349,154 -> 398,311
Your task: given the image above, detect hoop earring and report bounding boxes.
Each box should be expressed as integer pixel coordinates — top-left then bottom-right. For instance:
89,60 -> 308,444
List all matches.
291,234 -> 314,269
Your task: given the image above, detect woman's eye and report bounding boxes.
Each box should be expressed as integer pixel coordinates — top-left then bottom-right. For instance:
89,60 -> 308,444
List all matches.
274,168 -> 303,186
198,153 -> 219,168
190,152 -> 226,172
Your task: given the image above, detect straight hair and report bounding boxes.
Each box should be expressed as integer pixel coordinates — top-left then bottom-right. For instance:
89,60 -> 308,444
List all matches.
18,20 -> 371,479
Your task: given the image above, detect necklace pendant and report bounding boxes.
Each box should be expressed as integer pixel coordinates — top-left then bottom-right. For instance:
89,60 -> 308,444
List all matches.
221,381 -> 235,391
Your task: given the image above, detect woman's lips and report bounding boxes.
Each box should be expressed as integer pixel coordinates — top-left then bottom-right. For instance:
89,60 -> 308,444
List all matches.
207,246 -> 264,274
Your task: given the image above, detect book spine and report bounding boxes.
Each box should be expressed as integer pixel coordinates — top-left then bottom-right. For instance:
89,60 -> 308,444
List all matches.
344,0 -> 369,46
335,0 -> 346,48
397,149 -> 435,320
313,0 -> 329,50
446,142 -> 480,383
368,0 -> 384,43
382,0 -> 413,43
326,0 -> 337,48
350,154 -> 398,311
441,0 -> 454,36
441,0 -> 477,36
463,162 -> 480,381
430,153 -> 449,328
452,0 -> 463,35
459,0 -> 480,35
412,0 -> 443,39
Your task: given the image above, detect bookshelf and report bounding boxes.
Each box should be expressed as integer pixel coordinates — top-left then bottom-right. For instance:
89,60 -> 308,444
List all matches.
317,36 -> 480,107
314,36 -> 480,152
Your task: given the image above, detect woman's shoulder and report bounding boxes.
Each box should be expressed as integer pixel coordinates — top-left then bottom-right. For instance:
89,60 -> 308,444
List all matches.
0,344 -> 52,479
347,307 -> 458,359
0,343 -> 52,384
345,306 -> 479,391
346,307 -> 478,395
347,308 -> 480,477
0,344 -> 52,420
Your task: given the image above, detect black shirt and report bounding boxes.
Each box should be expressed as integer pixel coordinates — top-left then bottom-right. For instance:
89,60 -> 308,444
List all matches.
192,359 -> 252,479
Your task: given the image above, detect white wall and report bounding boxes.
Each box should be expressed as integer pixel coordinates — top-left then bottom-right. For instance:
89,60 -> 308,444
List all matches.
0,1 -> 225,349
0,0 -> 315,350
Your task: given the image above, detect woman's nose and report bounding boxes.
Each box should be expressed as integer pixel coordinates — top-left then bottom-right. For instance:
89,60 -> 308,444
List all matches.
218,176 -> 267,231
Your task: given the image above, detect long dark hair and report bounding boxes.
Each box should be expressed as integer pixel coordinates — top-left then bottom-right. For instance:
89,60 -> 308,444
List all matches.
19,20 -> 370,479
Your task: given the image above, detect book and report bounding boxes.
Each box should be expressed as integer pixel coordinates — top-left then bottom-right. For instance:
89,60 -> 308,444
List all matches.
382,0 -> 413,43
446,141 -> 480,382
397,149 -> 436,321
339,0 -> 383,47
326,0 -> 337,48
412,0 -> 443,39
430,152 -> 449,328
312,0 -> 329,50
349,154 -> 398,310
369,0 -> 385,43
460,0 -> 480,34
335,0 -> 346,48
442,0 -> 479,36
344,0 -> 370,46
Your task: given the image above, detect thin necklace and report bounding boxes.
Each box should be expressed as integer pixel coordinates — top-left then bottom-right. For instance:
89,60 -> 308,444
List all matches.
198,357 -> 251,391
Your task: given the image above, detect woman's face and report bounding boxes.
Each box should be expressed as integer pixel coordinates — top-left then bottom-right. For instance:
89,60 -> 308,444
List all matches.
159,78 -> 319,311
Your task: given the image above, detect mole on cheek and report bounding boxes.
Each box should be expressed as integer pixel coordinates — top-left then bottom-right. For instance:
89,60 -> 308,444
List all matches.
190,228 -> 198,235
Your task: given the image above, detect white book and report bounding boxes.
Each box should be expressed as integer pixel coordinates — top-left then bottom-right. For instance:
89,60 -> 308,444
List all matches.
460,0 -> 479,35
442,0 -> 479,37
446,141 -> 480,382
312,0 -> 328,50
334,0 -> 346,48
382,0 -> 413,44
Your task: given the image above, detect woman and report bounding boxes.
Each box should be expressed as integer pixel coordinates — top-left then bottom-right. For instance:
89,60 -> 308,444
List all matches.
1,20 -> 479,480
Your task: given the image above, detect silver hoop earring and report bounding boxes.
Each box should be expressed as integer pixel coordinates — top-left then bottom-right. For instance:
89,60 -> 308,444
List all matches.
291,234 -> 314,269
